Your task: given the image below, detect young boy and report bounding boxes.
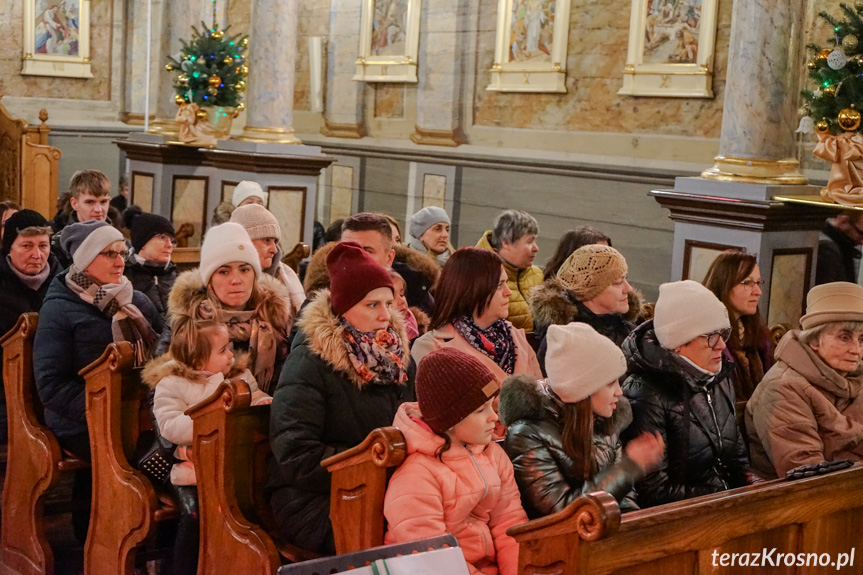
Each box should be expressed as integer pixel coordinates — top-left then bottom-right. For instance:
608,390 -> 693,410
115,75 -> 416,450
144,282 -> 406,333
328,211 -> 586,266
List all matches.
52,170 -> 113,266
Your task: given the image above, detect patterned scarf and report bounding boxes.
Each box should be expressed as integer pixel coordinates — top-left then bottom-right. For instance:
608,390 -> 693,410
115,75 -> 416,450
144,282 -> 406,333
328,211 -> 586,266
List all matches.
452,315 -> 516,375
339,318 -> 408,386
213,306 -> 284,394
65,266 -> 158,366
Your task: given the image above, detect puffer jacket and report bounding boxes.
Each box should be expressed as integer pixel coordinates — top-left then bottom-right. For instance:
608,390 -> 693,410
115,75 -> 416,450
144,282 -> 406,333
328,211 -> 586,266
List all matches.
621,320 -> 750,508
384,403 -> 527,575
268,290 -> 415,554
210,201 -> 235,225
124,257 -> 178,320
746,330 -> 863,479
499,375 -> 642,519
33,271 -> 162,439
143,353 -> 258,485
529,276 -> 647,372
476,231 -> 543,332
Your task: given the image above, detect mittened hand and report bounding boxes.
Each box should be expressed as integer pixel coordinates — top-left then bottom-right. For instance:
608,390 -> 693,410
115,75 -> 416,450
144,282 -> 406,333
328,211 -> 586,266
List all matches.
785,459 -> 853,480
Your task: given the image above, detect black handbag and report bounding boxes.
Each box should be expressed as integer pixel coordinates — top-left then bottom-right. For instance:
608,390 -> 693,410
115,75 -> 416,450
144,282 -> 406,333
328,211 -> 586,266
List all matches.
137,431 -> 177,485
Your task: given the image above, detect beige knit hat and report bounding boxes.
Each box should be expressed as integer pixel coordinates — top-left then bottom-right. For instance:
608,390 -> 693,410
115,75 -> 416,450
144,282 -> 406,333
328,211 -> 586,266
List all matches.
653,280 -> 730,350
800,281 -> 863,329
544,323 -> 628,403
557,245 -> 628,301
230,204 -> 281,241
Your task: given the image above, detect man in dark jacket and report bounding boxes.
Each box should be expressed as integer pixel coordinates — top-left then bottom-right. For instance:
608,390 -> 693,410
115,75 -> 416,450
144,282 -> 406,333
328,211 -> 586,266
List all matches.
0,210 -> 62,442
50,169 -> 113,268
621,280 -> 751,508
815,211 -> 863,285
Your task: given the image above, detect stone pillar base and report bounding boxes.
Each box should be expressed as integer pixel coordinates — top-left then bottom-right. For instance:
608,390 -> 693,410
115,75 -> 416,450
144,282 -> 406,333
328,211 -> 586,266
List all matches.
236,125 -> 302,145
701,156 -> 808,185
320,119 -> 366,139
410,125 -> 466,147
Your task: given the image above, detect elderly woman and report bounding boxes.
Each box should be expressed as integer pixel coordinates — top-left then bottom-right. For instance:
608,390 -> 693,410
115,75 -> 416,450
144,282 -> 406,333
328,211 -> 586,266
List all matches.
407,206 -> 454,266
269,241 -> 414,554
123,208 -> 178,320
703,250 -> 773,401
621,280 -> 751,508
747,282 -> 863,479
412,247 -> 542,382
531,245 -> 646,372
476,209 -> 543,331
162,222 -> 293,393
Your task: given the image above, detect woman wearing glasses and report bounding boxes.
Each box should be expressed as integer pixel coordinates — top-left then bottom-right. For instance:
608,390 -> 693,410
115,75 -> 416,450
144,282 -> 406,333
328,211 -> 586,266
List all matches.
123,208 -> 178,321
703,250 -> 773,402
620,280 -> 752,508
746,282 -> 863,479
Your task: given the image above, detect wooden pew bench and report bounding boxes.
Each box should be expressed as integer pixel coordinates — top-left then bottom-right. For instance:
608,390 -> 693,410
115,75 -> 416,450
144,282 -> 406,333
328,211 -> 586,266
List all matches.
80,342 -> 178,575
509,463 -> 863,575
0,313 -> 89,575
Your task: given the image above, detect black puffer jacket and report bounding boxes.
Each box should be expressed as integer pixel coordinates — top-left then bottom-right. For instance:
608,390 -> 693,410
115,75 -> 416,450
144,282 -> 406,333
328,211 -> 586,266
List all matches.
123,258 -> 178,320
621,320 -> 749,508
499,375 -> 642,519
267,290 -> 415,554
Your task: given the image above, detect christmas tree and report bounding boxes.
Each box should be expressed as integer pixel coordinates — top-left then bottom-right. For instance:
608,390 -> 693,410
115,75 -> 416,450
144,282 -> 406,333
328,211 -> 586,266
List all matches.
165,24 -> 249,111
801,2 -> 863,134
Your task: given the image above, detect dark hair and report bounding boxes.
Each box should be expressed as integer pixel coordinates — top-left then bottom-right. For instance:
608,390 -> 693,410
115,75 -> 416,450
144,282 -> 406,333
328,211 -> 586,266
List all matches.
0,201 -> 21,228
325,219 -> 344,243
434,430 -> 453,460
342,212 -> 393,247
702,250 -> 768,352
543,226 -> 613,280
430,248 -> 504,329
559,398 -> 594,480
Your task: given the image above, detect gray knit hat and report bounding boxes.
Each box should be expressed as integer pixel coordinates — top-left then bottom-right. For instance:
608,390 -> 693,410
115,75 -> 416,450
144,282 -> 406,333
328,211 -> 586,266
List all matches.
230,204 -> 281,241
60,220 -> 125,270
410,206 -> 450,239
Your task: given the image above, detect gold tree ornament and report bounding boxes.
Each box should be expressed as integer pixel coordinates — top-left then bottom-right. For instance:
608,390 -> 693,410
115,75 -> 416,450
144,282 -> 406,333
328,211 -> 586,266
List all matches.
838,106 -> 862,131
208,86 -> 219,96
240,37 -> 248,48
223,56 -> 234,66
843,35 -> 860,52
196,109 -> 209,121
177,73 -> 189,86
235,81 -> 246,93
165,63 -> 175,72
808,59 -> 818,71
799,105 -> 811,119
824,84 -> 838,97
817,48 -> 832,62
240,65 -> 249,76
212,30 -> 224,39
175,94 -> 186,106
236,102 -> 245,111
208,75 -> 222,87
816,119 -> 831,133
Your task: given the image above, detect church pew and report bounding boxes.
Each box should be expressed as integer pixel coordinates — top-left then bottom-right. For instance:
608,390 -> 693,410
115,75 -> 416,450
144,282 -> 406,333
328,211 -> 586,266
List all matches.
0,312 -> 88,575
321,426 -> 407,555
508,463 -> 863,575
187,377 -> 318,575
80,342 -> 177,575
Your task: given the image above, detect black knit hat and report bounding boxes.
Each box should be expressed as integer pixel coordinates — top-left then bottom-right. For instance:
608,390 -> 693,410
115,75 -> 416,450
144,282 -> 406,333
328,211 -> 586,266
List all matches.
3,209 -> 49,253
128,211 -> 175,253
416,348 -> 500,434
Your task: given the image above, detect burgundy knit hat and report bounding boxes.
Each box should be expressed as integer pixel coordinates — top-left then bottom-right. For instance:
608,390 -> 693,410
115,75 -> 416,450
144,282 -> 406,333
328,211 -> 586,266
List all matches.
416,348 -> 500,434
327,241 -> 394,316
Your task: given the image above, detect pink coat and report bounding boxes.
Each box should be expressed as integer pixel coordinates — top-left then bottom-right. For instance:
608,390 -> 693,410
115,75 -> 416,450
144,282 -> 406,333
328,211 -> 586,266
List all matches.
384,403 -> 528,575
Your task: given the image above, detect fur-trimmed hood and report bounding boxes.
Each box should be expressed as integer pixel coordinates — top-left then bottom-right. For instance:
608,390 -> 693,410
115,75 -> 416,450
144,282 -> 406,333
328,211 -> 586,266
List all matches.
303,241 -> 440,298
211,201 -> 235,225
167,268 -> 294,337
530,276 -> 648,329
142,351 -> 250,388
295,288 -> 410,389
498,374 -> 632,437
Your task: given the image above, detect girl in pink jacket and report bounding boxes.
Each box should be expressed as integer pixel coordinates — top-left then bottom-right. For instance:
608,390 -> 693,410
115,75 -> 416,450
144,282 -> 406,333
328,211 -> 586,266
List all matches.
384,348 -> 528,575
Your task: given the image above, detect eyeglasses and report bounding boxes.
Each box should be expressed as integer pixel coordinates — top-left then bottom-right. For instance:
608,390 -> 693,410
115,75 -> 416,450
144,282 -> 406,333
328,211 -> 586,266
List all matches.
740,279 -> 765,289
155,233 -> 178,245
701,328 -> 732,349
98,249 -> 130,261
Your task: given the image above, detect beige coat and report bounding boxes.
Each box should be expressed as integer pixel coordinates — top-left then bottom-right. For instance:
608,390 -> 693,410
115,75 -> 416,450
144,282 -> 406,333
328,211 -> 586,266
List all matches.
746,330 -> 863,478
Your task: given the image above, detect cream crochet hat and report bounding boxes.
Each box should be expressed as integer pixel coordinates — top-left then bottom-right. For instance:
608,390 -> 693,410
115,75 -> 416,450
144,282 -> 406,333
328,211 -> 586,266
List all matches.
232,180 -> 268,207
556,245 -> 628,301
199,222 -> 262,285
544,323 -> 627,403
653,280 -> 730,350
230,204 -> 281,241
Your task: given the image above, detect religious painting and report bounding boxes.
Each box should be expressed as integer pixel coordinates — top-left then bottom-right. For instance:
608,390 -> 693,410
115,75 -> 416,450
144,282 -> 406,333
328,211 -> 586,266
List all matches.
487,0 -> 571,93
618,0 -> 717,97
22,0 -> 93,78
355,0 -> 421,82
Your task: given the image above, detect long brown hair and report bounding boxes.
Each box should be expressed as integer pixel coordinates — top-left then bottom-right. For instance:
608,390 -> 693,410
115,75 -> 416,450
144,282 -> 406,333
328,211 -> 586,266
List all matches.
430,248 -> 504,329
702,250 -> 768,352
559,398 -> 595,480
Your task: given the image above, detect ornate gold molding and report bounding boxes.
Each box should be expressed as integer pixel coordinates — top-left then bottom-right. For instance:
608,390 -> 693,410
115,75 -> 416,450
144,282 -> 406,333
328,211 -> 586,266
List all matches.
320,119 -> 366,139
409,125 -> 466,147
235,125 -> 302,145
701,155 -> 809,185
146,118 -> 179,135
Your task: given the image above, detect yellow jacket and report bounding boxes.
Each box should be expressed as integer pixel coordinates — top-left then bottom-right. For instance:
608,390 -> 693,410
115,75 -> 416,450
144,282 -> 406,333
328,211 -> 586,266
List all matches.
476,231 -> 543,332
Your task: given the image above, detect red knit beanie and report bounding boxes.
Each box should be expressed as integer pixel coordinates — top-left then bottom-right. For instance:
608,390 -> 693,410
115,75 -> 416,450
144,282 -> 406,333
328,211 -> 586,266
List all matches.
416,348 -> 500,434
327,241 -> 394,316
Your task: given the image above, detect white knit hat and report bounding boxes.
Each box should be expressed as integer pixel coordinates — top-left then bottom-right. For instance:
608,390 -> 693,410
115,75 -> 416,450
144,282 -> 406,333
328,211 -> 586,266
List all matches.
199,222 -> 262,285
544,323 -> 628,403
653,280 -> 730,350
232,181 -> 268,208
230,204 -> 281,241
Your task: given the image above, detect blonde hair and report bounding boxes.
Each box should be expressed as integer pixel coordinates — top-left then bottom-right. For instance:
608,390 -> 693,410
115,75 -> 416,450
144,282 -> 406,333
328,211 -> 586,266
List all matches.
69,169 -> 111,199
169,318 -> 229,372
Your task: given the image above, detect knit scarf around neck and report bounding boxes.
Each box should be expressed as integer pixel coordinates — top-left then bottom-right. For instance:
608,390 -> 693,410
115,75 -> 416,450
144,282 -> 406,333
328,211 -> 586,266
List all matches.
453,315 -> 516,375
214,304 -> 284,394
65,266 -> 158,366
339,318 -> 408,387
7,255 -> 51,291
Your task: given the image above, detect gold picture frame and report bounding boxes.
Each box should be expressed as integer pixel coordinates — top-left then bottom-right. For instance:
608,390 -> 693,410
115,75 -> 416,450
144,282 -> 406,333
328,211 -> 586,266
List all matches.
487,0 -> 572,93
354,0 -> 422,83
22,0 -> 93,78
618,0 -> 717,98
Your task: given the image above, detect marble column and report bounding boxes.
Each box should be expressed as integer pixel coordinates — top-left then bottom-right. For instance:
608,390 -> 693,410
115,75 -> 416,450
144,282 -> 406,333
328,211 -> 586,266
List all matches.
237,0 -> 301,144
701,0 -> 808,184
123,0 -> 164,125
321,0 -> 366,138
410,0 -> 467,146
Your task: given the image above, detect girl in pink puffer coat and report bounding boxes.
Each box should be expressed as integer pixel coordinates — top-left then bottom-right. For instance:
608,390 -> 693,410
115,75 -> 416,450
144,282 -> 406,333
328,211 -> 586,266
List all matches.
384,348 -> 528,575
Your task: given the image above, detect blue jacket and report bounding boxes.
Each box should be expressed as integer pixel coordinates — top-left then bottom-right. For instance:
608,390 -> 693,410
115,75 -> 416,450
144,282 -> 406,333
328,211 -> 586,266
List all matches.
33,271 -> 161,439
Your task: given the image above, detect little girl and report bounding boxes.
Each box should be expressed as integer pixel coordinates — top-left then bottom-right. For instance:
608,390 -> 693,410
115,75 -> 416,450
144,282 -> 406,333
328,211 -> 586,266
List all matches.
384,348 -> 527,575
387,268 -> 427,341
143,316 -> 271,575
